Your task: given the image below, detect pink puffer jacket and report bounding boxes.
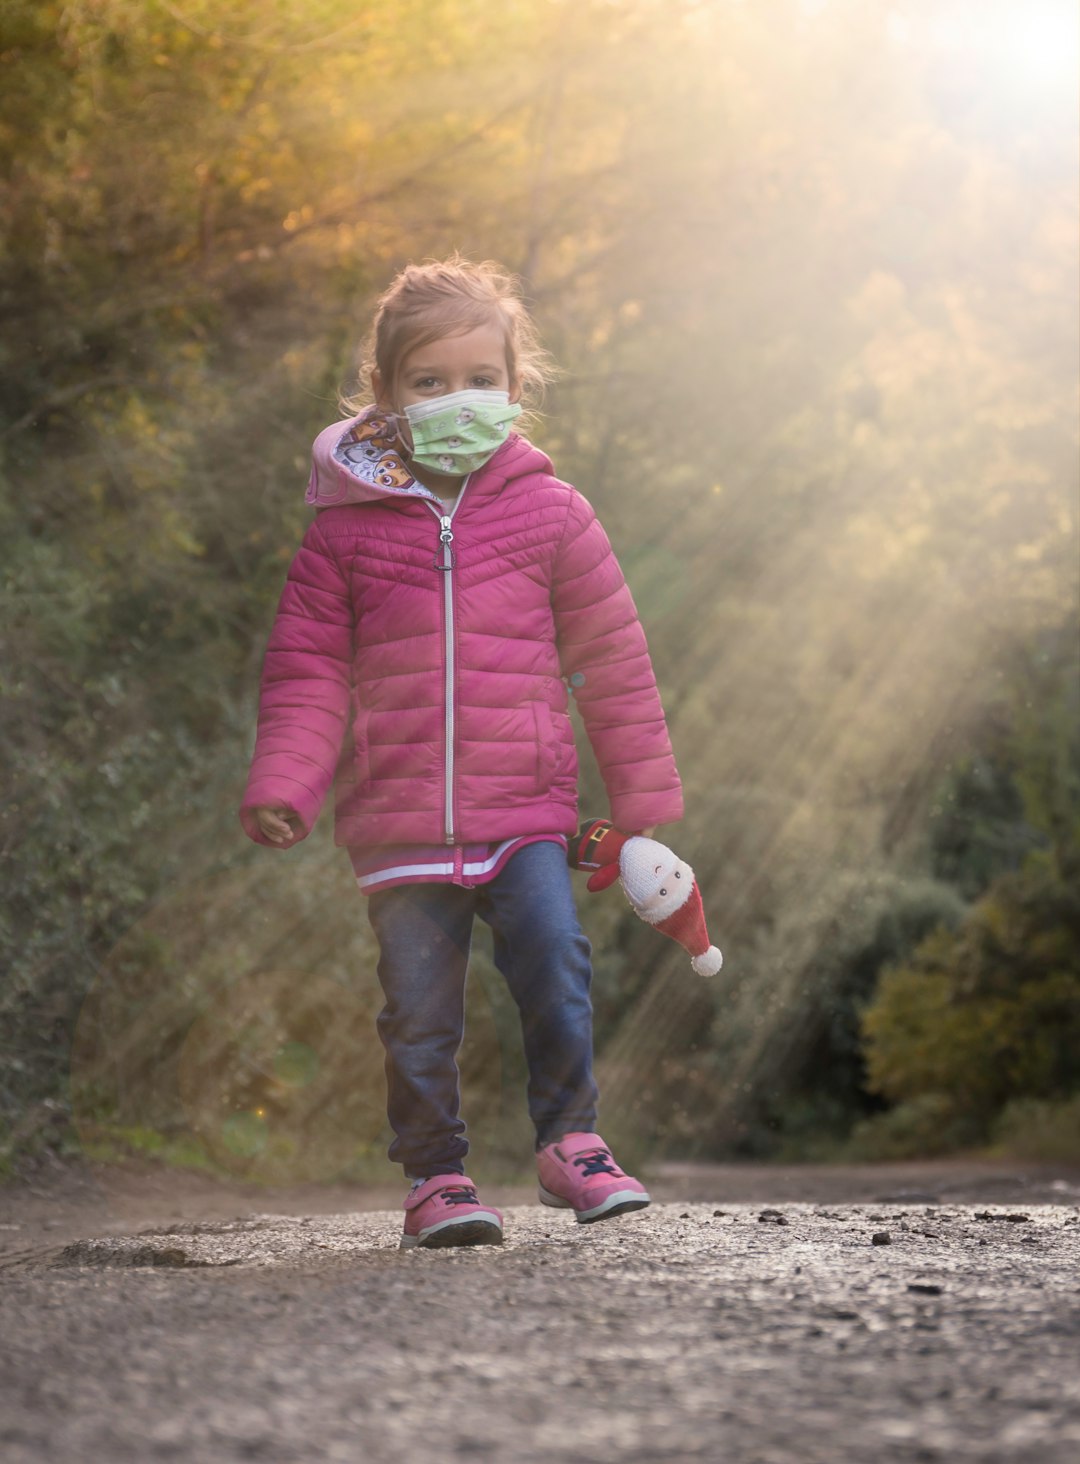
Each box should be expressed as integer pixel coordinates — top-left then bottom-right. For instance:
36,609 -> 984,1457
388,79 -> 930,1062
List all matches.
239,417 -> 683,849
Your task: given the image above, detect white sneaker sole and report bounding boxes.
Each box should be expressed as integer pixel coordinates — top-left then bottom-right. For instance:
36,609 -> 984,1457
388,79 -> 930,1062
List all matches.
538,1184 -> 650,1224
400,1212 -> 504,1250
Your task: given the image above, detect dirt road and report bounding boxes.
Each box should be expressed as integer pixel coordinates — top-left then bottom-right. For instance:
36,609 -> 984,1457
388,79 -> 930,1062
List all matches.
2,1159 -> 1078,1462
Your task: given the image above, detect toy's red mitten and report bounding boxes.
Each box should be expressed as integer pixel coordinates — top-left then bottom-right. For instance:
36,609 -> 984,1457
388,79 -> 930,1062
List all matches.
567,817 -> 629,892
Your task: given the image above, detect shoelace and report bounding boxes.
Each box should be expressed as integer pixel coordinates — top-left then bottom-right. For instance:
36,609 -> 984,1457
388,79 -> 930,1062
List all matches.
573,1148 -> 620,1178
439,1185 -> 480,1207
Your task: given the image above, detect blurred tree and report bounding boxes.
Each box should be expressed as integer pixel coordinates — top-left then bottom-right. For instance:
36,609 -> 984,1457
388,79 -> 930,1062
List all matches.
928,619 -> 1079,896
857,622 -> 1080,1154
859,861 -> 1080,1149
1,0 -> 1076,1166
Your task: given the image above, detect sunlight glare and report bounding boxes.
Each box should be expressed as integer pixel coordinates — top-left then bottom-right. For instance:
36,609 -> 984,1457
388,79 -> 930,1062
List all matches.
925,2 -> 1079,91
1003,7 -> 1080,88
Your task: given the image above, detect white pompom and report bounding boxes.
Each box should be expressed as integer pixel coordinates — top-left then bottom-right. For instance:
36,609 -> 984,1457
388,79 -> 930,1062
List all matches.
691,946 -> 723,977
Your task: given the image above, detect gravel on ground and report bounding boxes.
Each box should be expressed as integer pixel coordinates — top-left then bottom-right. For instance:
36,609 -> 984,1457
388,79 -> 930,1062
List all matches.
1,1158 -> 1078,1463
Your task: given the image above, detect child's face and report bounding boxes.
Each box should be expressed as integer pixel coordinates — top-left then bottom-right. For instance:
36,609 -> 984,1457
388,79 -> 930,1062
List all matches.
375,322 -> 519,416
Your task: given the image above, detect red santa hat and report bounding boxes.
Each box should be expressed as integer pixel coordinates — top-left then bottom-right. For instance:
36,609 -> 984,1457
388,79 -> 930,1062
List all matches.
641,878 -> 724,976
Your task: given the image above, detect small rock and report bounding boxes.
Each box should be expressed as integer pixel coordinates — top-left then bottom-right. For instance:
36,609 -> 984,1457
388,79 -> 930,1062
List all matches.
712,1209 -> 727,1217
758,1209 -> 789,1226
872,1232 -> 892,1246
908,1282 -> 943,1296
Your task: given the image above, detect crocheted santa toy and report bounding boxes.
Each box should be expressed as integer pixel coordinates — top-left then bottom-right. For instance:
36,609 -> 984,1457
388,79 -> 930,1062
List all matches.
569,819 -> 723,976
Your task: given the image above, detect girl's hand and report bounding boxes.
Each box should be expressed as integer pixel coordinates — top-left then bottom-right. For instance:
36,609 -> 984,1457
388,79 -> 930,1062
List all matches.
253,805 -> 300,845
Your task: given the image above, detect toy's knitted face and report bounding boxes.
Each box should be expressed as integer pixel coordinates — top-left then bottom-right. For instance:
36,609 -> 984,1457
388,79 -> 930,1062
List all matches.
618,837 -> 694,923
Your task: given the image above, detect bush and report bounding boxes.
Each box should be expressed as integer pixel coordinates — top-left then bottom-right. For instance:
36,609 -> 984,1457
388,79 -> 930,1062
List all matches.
860,859 -> 1080,1145
846,1093 -> 983,1161
993,1096 -> 1080,1165
696,869 -> 968,1157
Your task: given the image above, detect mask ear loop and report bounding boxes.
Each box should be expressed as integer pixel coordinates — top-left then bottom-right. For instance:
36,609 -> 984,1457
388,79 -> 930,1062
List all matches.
378,406 -> 413,460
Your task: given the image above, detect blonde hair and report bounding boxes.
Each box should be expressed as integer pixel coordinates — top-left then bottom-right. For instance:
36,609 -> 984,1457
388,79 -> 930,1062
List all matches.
342,255 -> 553,417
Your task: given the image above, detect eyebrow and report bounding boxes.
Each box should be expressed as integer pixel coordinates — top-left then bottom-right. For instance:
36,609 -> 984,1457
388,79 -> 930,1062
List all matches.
406,362 -> 504,375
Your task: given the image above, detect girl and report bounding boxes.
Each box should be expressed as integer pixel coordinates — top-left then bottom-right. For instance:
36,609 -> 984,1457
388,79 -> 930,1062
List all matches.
240,258 -> 683,1249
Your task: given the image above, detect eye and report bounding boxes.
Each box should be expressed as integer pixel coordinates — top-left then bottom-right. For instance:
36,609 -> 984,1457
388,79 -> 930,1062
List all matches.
674,870 -> 681,879
412,377 -> 440,391
660,887 -> 667,897
471,375 -> 495,388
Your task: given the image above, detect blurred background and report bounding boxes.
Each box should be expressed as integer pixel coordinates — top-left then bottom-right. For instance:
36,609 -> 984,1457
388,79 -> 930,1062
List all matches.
1,0 -> 1077,1184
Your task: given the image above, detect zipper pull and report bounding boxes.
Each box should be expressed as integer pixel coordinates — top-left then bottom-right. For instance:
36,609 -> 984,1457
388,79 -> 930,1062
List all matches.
435,514 -> 456,571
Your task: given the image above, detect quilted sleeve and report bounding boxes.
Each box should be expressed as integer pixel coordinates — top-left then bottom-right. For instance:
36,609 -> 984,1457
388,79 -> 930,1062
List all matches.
552,491 -> 683,832
239,519 -> 353,848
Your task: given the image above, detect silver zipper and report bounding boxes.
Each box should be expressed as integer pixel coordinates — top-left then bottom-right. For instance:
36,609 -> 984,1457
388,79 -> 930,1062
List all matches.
424,477 -> 470,844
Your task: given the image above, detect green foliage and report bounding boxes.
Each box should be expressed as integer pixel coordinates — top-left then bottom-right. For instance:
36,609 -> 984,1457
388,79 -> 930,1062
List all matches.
847,621 -> 1079,1161
858,857 -> 1080,1154
929,751 -> 1036,900
929,622 -> 1080,897
1008,625 -> 1080,886
846,1093 -> 983,1162
993,1095 -> 1080,1165
690,870 -> 968,1158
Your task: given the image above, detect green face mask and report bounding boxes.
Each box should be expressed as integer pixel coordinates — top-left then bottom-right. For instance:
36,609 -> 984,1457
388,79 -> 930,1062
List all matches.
402,389 -> 522,475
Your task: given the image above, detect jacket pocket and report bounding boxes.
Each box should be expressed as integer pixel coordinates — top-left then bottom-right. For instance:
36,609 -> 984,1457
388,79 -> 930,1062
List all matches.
351,705 -> 371,791
532,701 -> 555,793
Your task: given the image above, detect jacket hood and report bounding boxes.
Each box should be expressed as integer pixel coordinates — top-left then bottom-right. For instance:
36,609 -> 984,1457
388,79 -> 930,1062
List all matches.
305,404 -> 553,508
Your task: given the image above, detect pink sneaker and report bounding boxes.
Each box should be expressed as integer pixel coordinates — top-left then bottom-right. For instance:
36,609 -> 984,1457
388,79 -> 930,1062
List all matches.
400,1175 -> 504,1250
537,1133 -> 650,1224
